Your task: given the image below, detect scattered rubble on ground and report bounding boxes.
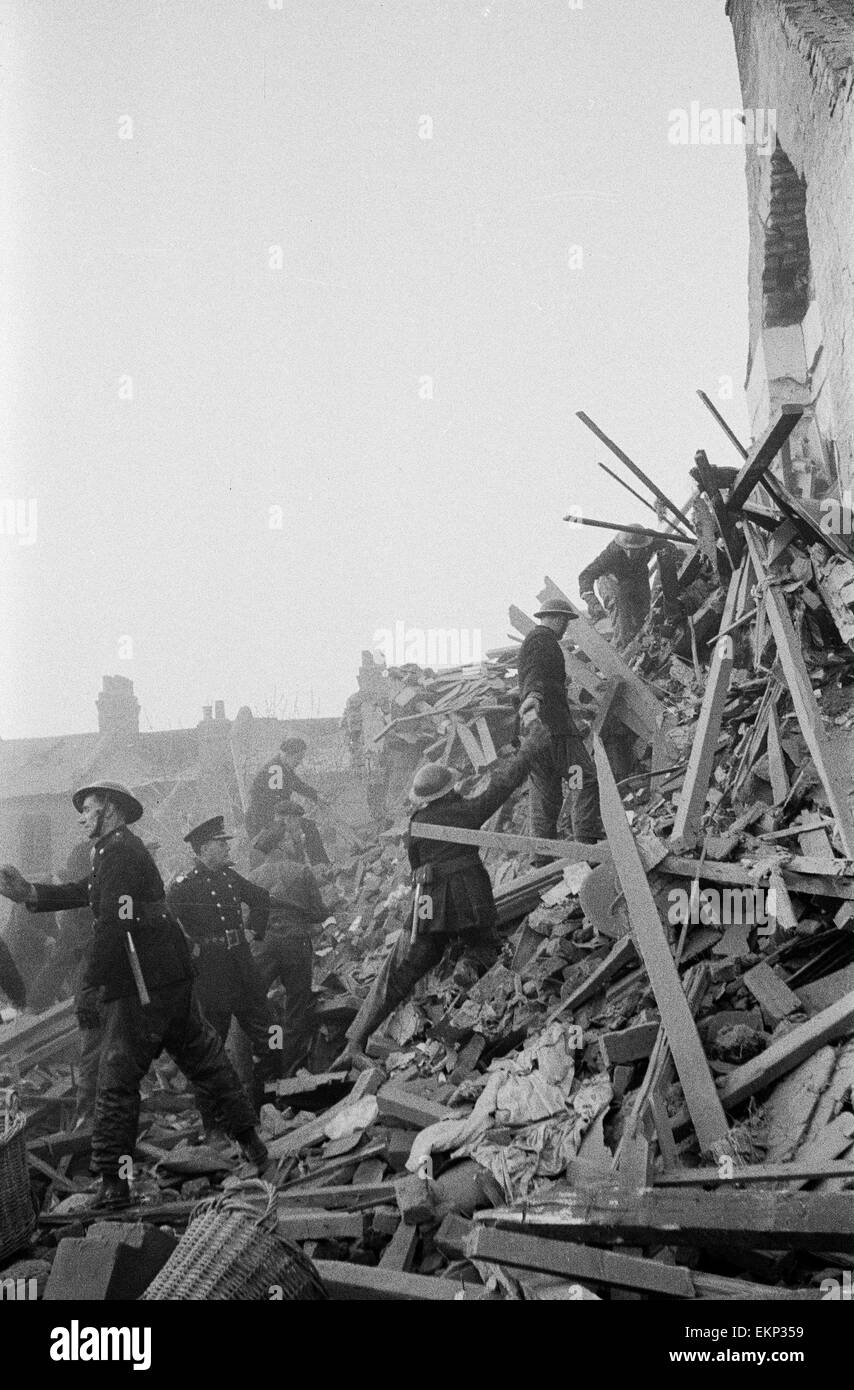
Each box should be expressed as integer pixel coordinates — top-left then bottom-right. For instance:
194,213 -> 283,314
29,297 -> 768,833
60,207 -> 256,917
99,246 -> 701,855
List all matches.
5,405 -> 854,1300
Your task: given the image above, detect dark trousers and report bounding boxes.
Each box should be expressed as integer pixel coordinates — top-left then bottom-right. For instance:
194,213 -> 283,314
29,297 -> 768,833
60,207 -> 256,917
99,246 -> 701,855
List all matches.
529,731 -> 603,844
347,927 -> 500,1047
200,989 -> 282,1126
92,981 -> 256,1177
251,931 -> 316,1075
301,818 -> 329,867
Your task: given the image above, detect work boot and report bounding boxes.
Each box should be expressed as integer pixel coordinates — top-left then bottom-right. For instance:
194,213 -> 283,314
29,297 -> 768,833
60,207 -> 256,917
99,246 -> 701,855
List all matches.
235,1129 -> 269,1176
92,1176 -> 131,1210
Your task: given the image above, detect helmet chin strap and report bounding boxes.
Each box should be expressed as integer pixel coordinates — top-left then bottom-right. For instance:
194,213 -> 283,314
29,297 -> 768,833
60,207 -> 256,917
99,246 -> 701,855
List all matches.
91,797 -> 111,840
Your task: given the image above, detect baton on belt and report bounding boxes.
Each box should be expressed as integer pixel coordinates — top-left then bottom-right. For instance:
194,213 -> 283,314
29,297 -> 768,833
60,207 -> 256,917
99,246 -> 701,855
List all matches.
125,932 -> 151,1007
410,882 -> 422,945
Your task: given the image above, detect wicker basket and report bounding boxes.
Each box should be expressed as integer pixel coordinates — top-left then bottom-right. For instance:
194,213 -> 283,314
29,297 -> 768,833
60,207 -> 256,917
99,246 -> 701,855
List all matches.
141,1181 -> 329,1301
0,1089 -> 36,1263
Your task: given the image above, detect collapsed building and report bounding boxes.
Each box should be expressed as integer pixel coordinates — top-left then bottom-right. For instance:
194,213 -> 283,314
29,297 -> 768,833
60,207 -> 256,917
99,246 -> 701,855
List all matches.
3,0 -> 854,1304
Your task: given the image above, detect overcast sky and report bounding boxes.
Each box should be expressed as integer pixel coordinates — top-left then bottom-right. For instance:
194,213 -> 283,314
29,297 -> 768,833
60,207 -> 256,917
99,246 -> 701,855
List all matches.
1,0 -> 751,740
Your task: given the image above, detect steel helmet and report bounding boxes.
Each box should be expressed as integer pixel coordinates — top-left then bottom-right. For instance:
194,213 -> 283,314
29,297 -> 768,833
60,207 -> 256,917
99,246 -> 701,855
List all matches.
71,781 -> 144,824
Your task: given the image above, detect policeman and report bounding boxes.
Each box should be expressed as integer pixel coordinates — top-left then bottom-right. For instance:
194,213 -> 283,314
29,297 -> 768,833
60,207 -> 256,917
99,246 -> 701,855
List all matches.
245,738 -> 330,866
334,728 -> 548,1068
248,802 -> 329,1075
579,530 -> 681,650
517,597 -> 604,853
167,816 -> 282,1136
0,782 -> 267,1209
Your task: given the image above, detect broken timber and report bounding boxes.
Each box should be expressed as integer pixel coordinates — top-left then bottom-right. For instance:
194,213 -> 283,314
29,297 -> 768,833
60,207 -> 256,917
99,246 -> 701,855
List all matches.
408,821 -> 611,864
726,403 -> 804,512
670,561 -> 746,847
593,733 -> 731,1154
743,522 -> 854,855
475,1186 -> 854,1250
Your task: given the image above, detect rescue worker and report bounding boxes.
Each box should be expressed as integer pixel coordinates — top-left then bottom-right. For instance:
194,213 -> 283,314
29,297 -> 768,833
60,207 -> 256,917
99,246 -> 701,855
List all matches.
579,530 -> 681,650
246,737 -> 329,867
248,801 -> 329,1075
334,726 -> 548,1068
167,816 -> 282,1136
517,597 -> 604,852
0,782 -> 267,1209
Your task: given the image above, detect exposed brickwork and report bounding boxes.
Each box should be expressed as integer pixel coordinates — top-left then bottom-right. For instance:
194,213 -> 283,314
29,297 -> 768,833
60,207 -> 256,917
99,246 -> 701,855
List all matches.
763,146 -> 810,327
728,0 -> 854,487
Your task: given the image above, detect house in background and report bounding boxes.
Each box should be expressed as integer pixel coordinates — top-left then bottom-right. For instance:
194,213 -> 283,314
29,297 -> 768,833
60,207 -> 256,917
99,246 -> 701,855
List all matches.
0,675 -> 347,885
728,0 -> 854,497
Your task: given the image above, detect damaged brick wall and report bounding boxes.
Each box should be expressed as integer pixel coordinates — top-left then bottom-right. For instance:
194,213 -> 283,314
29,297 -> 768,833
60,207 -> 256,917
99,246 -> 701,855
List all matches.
727,0 -> 854,492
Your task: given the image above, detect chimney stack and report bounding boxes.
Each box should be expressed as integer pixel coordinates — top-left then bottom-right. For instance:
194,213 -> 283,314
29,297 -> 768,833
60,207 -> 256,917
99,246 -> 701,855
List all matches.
214,700 -> 226,721
202,705 -> 213,721
96,675 -> 140,740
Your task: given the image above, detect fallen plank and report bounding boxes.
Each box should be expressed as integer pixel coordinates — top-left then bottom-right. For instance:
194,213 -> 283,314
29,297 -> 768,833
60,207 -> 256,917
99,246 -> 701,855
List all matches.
408,820 -> 611,864
267,1068 -> 384,1160
796,964 -> 854,1014
655,1158 -> 854,1187
593,734 -> 731,1155
670,562 -> 744,847
276,1209 -> 365,1241
475,1186 -> 854,1250
376,1083 -> 454,1129
744,522 -> 854,856
27,1152 -> 88,1194
314,1260 -> 491,1301
278,1182 -> 396,1210
599,1022 -> 660,1067
660,855 -> 854,902
719,990 -> 854,1110
465,1225 -> 694,1297
546,936 -> 637,1023
726,403 -> 804,511
379,1220 -> 419,1272
743,962 -> 803,1024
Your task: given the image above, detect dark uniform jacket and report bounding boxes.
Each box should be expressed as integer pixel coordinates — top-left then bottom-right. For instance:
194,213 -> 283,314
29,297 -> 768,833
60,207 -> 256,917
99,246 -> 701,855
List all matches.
578,539 -> 680,634
0,937 -> 26,1008
245,759 -> 319,837
406,744 -> 539,937
27,827 -> 193,1003
517,625 -> 578,738
247,859 -> 325,934
167,863 -> 270,1013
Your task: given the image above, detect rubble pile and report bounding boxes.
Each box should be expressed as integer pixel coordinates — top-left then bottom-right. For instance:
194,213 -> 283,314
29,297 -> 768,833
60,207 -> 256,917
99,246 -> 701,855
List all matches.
5,401 -> 854,1299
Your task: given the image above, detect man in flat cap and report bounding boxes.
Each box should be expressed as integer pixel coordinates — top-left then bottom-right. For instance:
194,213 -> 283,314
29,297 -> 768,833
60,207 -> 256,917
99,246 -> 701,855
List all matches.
0,783 -> 267,1208
246,737 -> 330,866
334,726 -> 548,1069
517,597 -> 604,857
167,815 -> 282,1137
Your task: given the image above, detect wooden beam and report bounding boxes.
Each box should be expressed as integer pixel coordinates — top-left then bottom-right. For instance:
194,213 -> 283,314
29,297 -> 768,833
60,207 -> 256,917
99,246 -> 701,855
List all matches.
766,699 -> 789,804
744,523 -> 854,855
408,820 -> 611,864
314,1260 -> 491,1301
593,733 -> 731,1155
670,561 -> 745,847
656,1159 -> 854,1187
465,1226 -> 695,1297
475,1186 -> 854,1250
727,404 -> 804,511
545,936 -> 637,1024
661,854 -> 854,902
575,411 -> 696,534
743,962 -> 803,1024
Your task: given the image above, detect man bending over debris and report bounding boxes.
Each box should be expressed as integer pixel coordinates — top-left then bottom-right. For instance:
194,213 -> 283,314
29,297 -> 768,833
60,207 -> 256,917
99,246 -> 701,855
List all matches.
0,782 -> 268,1209
246,736 -> 330,866
517,597 -> 604,855
248,801 -> 332,1075
579,529 -> 681,650
334,727 -> 549,1069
